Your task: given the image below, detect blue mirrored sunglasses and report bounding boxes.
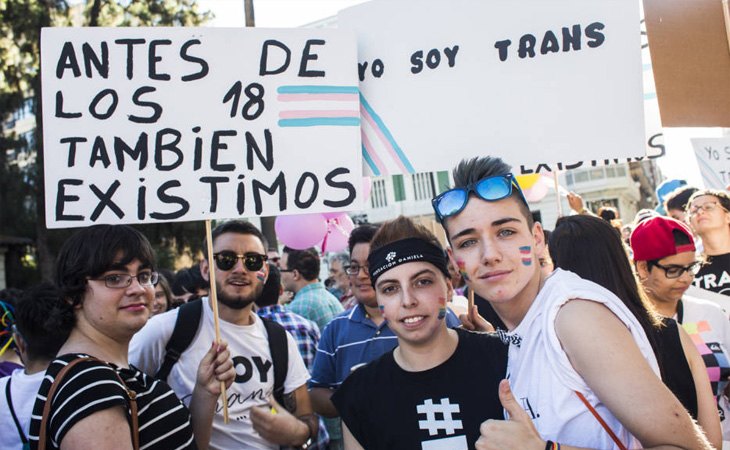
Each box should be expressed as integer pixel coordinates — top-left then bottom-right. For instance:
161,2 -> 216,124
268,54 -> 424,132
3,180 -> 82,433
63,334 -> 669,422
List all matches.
431,173 -> 528,222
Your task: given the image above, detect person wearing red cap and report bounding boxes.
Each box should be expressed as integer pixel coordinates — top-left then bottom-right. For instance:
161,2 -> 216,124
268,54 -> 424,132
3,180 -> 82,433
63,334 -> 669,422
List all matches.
632,216 -> 730,443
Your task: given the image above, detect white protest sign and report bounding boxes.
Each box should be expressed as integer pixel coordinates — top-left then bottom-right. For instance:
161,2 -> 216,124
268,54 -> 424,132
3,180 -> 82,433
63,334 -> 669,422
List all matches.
338,0 -> 645,176
691,137 -> 730,190
41,27 -> 361,229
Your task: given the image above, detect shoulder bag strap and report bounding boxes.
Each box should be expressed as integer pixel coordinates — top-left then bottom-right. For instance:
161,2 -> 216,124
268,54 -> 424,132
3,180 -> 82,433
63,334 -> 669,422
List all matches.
38,357 -> 139,450
6,376 -> 29,444
575,390 -> 628,450
155,298 -> 203,381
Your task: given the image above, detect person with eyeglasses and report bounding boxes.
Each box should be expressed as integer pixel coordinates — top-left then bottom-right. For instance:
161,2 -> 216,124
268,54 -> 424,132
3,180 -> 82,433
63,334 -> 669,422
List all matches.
632,215 -> 730,444
686,189 -> 730,297
435,157 -> 711,449
130,220 -> 318,450
28,224 -> 235,450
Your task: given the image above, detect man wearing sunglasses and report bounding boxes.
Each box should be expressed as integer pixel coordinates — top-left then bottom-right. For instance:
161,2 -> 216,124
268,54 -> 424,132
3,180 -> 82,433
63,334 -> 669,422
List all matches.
130,220 -> 318,450
434,157 -> 710,448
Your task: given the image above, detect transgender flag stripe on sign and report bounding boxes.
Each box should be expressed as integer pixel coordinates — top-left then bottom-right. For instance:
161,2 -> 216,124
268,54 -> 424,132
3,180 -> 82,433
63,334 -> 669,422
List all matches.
277,85 -> 360,128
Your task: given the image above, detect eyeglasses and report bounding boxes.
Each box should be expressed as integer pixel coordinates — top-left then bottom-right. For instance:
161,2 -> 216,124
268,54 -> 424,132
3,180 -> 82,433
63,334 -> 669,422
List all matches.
431,173 -> 528,222
687,201 -> 727,217
345,264 -> 369,276
649,261 -> 701,279
89,271 -> 159,289
213,252 -> 267,271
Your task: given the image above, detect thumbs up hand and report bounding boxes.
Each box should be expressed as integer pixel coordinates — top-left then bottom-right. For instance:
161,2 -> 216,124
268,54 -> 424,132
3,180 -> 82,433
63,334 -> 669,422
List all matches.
475,379 -> 546,450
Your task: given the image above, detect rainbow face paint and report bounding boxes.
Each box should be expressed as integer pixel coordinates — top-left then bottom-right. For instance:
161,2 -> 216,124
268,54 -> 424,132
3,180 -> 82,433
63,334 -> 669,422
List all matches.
438,297 -> 447,320
256,271 -> 266,282
519,246 -> 532,266
456,259 -> 470,281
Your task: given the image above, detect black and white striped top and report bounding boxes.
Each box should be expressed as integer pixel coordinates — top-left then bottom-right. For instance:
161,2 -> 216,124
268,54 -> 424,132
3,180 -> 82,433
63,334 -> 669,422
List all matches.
28,353 -> 196,450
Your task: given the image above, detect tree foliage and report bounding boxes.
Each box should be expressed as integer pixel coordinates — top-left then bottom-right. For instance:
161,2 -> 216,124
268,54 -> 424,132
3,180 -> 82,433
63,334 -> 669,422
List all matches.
0,0 -> 212,287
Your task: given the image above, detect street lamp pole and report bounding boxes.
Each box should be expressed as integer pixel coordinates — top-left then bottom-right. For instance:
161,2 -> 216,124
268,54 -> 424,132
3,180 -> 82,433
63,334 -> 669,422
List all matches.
244,0 -> 255,26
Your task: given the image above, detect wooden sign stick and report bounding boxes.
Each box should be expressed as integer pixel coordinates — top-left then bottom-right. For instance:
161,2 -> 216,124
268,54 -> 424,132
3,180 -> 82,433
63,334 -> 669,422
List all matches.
205,219 -> 229,424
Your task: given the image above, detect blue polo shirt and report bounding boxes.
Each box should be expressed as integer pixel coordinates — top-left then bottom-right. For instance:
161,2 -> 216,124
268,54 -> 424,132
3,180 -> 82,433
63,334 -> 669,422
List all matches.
310,303 -> 462,389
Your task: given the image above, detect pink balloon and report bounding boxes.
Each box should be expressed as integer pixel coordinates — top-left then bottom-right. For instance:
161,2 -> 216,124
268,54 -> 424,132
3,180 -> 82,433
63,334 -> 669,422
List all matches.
321,224 -> 349,253
330,214 -> 354,233
275,214 -> 327,249
523,180 -> 549,202
322,212 -> 346,220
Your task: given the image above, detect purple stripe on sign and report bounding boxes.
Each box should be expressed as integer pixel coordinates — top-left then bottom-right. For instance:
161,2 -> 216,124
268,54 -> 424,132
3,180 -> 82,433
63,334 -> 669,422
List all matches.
277,93 -> 359,102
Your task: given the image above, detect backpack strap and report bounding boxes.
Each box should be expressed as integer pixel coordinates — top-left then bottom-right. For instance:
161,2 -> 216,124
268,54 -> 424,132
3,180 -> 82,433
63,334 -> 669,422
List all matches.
261,317 -> 289,410
155,298 -> 203,381
575,390 -> 628,450
6,376 -> 28,445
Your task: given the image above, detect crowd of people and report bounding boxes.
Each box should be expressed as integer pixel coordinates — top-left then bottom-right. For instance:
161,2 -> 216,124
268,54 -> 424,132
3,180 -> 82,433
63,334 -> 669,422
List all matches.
1,155 -> 730,449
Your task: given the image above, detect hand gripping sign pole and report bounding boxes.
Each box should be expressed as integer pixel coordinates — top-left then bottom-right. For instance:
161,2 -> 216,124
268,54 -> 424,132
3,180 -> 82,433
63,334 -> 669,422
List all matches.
205,220 -> 229,424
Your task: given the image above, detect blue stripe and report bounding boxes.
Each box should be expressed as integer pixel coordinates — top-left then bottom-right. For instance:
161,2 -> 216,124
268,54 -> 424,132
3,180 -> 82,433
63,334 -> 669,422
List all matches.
359,94 -> 416,173
279,117 -> 361,127
362,145 -> 381,176
644,92 -> 657,100
642,63 -> 652,71
277,85 -> 359,94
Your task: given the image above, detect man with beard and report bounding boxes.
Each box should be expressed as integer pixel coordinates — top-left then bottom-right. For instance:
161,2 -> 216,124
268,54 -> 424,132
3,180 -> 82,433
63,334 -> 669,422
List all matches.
130,221 -> 317,450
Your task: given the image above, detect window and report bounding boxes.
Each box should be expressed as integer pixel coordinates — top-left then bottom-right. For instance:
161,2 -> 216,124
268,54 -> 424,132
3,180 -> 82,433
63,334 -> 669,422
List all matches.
574,171 -> 589,183
392,175 -> 405,202
412,172 -> 435,201
589,168 -> 605,180
370,178 -> 388,208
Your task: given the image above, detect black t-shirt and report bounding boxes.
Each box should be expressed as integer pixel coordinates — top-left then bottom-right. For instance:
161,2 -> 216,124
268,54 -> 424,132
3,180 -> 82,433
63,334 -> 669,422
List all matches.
654,318 -> 698,419
29,353 -> 196,450
332,328 -> 507,450
694,253 -> 730,295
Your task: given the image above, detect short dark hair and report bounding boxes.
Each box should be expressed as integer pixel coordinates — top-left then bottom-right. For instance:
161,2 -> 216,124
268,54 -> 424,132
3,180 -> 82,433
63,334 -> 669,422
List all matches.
257,263 -> 281,307
15,283 -> 72,361
549,215 -> 661,358
348,224 -> 379,254
664,186 -> 698,212
283,247 -> 320,281
203,220 -> 268,258
172,264 -> 209,295
56,224 -> 156,308
371,216 -> 443,254
450,156 -> 534,227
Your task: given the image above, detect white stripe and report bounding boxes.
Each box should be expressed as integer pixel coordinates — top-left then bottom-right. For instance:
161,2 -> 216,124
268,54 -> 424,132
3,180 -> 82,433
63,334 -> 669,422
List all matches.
54,378 -> 125,414
55,365 -> 118,400
54,395 -> 127,444
139,421 -> 190,450
333,335 -> 398,353
138,402 -> 184,431
137,388 -> 175,416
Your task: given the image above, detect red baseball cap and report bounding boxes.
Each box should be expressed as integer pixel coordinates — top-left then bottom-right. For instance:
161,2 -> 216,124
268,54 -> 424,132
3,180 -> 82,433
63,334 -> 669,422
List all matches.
630,216 -> 695,261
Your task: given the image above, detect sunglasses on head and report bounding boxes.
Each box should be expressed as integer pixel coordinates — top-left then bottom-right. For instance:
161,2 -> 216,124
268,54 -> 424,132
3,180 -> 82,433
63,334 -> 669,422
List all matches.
213,251 -> 267,272
431,173 -> 527,222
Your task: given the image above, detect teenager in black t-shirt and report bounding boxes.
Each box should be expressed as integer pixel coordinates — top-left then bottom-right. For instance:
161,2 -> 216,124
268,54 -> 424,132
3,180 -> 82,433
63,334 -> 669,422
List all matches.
331,216 -> 507,450
688,190 -> 730,295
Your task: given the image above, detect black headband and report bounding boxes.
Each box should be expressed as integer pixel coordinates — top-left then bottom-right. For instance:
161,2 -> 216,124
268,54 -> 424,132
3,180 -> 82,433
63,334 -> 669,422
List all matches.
368,237 -> 450,285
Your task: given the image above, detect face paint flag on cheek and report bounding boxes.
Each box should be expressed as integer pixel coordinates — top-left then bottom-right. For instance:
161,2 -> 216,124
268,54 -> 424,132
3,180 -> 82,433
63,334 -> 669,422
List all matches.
378,304 -> 386,320
438,297 -> 447,320
519,246 -> 532,266
456,259 -> 470,281
256,271 -> 266,282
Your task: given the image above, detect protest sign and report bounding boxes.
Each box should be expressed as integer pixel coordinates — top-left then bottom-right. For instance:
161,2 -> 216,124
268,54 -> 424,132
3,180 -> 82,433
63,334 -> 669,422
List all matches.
691,137 -> 730,190
644,0 -> 730,127
41,27 -> 361,228
338,0 -> 645,176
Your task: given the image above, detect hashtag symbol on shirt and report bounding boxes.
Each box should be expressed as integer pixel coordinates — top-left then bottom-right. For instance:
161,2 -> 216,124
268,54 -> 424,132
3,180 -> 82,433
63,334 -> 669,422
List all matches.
417,398 -> 463,436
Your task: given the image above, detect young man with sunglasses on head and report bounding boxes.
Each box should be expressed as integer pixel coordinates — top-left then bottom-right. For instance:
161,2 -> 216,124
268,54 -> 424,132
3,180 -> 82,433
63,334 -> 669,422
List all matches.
130,220 -> 318,450
434,157 -> 711,449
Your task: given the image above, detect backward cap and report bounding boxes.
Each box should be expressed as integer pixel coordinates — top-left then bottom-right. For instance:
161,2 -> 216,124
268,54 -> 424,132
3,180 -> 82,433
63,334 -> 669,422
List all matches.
630,216 -> 695,261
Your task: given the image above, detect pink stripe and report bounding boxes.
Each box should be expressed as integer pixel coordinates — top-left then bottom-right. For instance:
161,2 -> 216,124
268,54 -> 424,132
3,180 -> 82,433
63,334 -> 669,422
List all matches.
279,110 -> 360,119
277,93 -> 359,102
361,131 -> 388,175
360,105 -> 409,173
